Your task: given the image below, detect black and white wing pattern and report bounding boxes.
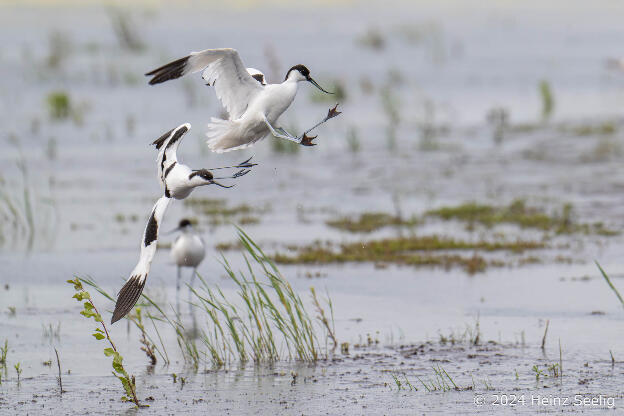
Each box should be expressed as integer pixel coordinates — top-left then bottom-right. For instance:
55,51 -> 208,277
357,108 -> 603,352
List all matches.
152,123 -> 191,188
146,48 -> 263,120
111,195 -> 171,324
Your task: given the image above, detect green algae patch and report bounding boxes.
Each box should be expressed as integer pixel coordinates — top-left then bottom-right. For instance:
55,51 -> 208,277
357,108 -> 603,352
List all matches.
271,235 -> 544,274
425,200 -> 618,235
326,212 -> 420,233
184,198 -> 267,226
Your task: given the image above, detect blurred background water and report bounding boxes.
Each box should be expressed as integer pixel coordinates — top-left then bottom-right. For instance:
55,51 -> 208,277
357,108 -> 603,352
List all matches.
1,1 -> 624,413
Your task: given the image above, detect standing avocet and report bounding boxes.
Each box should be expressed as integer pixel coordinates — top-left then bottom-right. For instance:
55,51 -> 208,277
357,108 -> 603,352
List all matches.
111,123 -> 256,324
145,48 -> 341,152
168,218 -> 205,306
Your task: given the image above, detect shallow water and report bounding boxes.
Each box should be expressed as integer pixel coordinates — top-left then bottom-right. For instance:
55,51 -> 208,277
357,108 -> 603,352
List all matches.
1,0 -> 624,414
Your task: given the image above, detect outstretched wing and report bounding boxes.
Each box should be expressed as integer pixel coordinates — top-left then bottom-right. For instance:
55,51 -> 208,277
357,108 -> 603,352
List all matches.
146,48 -> 262,120
111,196 -> 171,324
152,123 -> 191,187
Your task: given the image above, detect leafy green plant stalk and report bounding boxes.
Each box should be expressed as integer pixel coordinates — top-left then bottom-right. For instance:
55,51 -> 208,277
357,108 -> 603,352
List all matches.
80,276 -> 170,365
67,277 -> 143,407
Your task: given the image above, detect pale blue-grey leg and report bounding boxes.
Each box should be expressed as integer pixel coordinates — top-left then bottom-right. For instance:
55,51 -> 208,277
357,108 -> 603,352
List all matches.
188,268 -> 197,313
263,115 -> 301,143
300,104 -> 342,137
176,266 -> 181,316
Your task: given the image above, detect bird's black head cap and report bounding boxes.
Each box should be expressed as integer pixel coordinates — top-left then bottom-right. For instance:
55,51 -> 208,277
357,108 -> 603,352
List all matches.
285,64 -> 310,80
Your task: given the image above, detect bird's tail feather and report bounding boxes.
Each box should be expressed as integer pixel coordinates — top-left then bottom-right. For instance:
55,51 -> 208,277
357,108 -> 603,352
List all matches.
206,118 -> 264,153
111,274 -> 146,324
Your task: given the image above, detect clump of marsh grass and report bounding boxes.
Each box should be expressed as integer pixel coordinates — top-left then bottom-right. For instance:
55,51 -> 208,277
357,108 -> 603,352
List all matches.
190,229 -> 323,366
0,156 -> 58,251
80,229 -> 335,369
415,365 -> 460,392
47,92 -> 71,120
67,278 -> 144,407
532,364 -> 547,382
14,362 -> 22,386
0,340 -> 7,367
389,372 -> 418,391
438,317 -> 481,346
45,91 -> 88,125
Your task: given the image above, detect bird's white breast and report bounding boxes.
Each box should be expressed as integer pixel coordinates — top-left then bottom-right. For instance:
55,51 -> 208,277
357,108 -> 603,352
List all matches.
171,234 -> 205,267
165,164 -> 195,199
249,82 -> 298,123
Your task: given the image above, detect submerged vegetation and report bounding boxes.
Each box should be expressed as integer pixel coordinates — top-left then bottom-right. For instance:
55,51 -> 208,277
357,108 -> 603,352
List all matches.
272,236 -> 543,274
326,199 -> 616,236
215,199 -> 618,273
183,198 -> 267,226
326,212 -> 419,233
425,199 -> 617,235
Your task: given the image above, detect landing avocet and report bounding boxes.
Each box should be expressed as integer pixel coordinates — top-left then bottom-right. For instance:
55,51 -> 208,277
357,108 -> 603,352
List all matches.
145,48 -> 341,153
111,123 -> 255,324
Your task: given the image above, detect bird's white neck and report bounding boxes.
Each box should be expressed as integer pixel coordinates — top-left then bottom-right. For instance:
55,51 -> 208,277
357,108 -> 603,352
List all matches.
282,72 -> 302,87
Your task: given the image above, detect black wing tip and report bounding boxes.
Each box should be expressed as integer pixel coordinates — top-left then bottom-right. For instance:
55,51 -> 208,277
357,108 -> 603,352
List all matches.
111,275 -> 146,324
152,124 -> 189,149
152,127 -> 175,149
145,55 -> 190,85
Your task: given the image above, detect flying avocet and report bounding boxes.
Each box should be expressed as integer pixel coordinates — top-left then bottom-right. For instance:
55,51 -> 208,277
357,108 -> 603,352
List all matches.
145,48 -> 341,153
111,123 -> 255,324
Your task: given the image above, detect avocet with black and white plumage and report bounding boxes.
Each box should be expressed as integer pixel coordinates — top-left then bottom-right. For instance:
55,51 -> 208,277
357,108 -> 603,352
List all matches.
168,218 -> 205,299
111,123 -> 255,324
145,48 -> 341,153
